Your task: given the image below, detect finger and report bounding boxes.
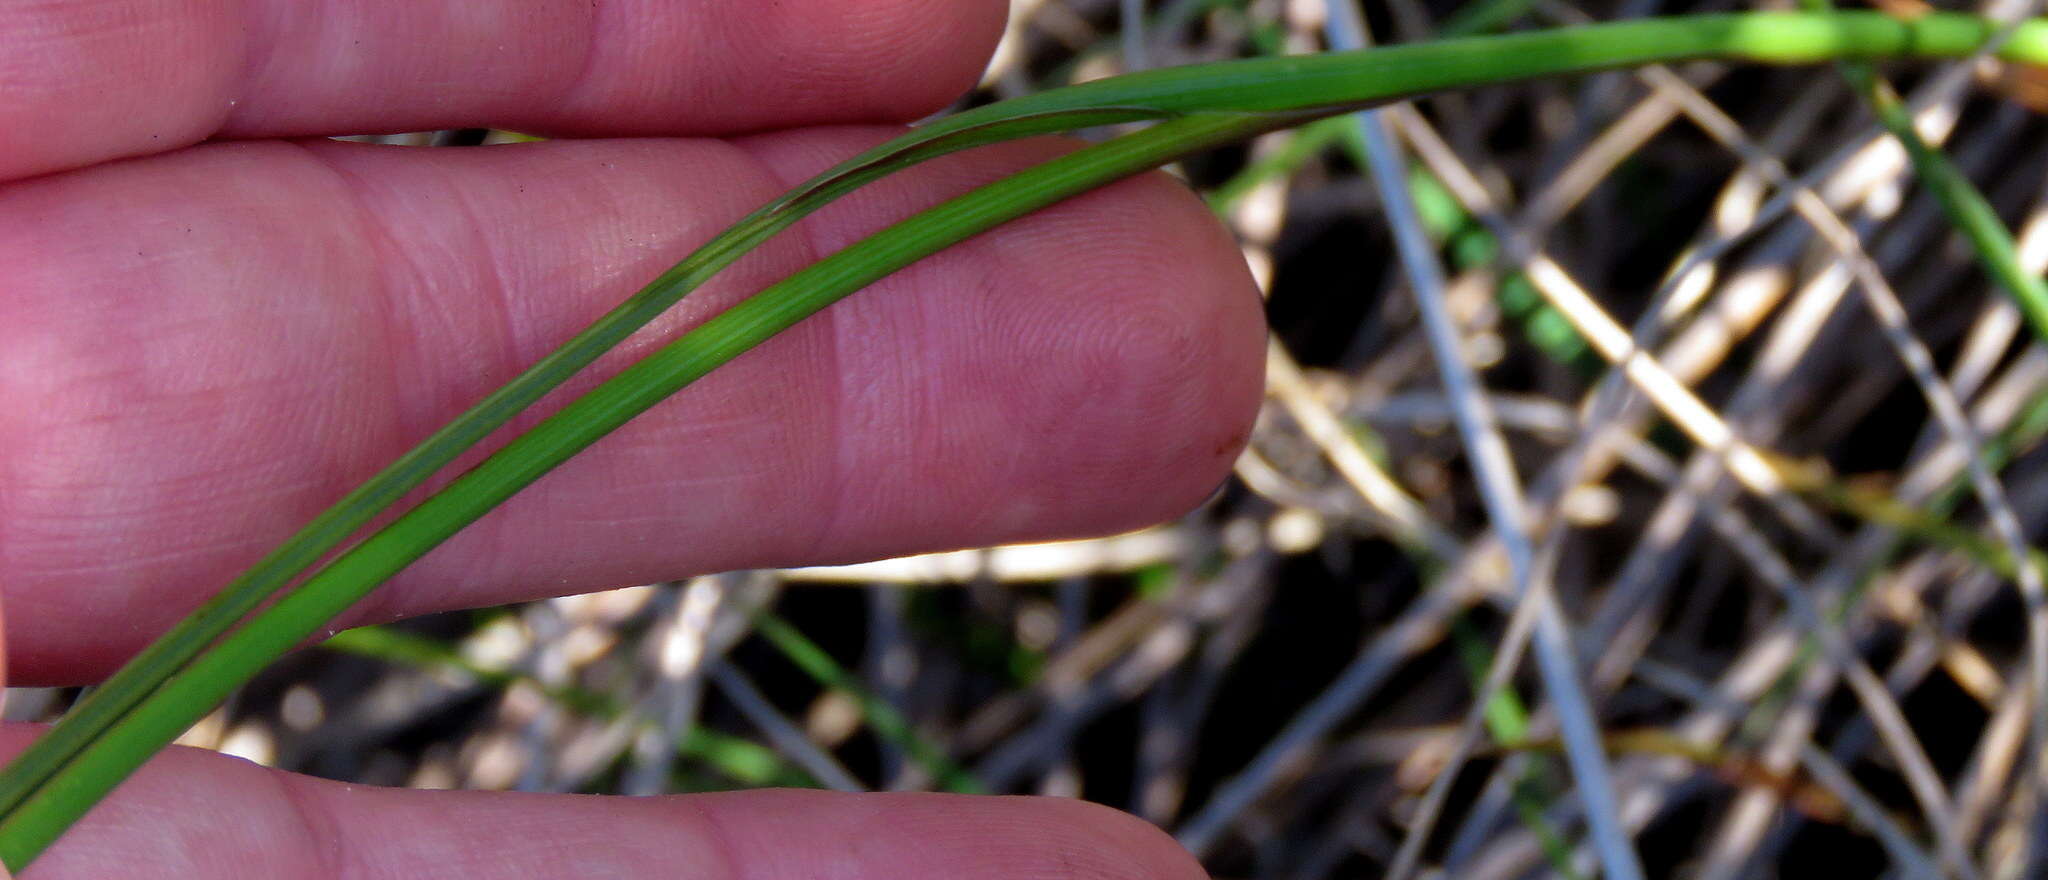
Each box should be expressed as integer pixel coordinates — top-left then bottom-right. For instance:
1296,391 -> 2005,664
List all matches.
0,558 -> 8,694
0,0 -> 1005,181
0,130 -> 1266,684
0,616 -> 9,880
0,727 -> 1203,880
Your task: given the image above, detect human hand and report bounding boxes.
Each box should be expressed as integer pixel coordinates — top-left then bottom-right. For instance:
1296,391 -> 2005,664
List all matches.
0,0 -> 1262,874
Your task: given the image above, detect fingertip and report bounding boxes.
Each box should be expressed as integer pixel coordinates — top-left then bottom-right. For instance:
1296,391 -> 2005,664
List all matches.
948,158 -> 1267,537
0,0 -> 241,180
685,791 -> 1208,880
736,127 -> 1265,547
779,0 -> 1010,123
1023,796 -> 1212,880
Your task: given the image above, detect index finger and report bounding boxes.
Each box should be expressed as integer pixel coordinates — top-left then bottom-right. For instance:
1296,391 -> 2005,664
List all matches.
0,0 -> 1004,181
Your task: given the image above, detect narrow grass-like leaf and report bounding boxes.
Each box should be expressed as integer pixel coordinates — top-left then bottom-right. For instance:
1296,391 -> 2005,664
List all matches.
1805,3 -> 2048,848
1448,618 -> 1584,880
0,108 -> 1303,870
0,106 -> 1161,829
750,613 -> 978,793
1204,115 -> 1351,215
1811,12 -> 2048,339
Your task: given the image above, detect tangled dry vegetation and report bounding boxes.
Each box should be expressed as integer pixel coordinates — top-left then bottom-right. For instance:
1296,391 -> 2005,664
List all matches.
19,0 -> 2048,876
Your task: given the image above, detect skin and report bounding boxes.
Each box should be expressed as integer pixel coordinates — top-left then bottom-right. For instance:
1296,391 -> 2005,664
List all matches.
0,0 -> 1265,876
